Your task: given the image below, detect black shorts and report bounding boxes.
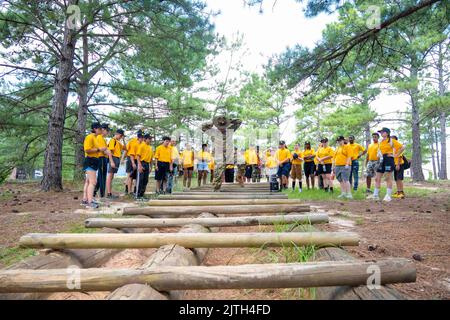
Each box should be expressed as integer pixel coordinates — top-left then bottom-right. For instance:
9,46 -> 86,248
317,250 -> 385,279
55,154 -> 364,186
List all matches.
377,156 -> 395,173
303,161 -> 315,176
155,161 -> 170,181
108,157 -> 120,173
245,165 -> 253,178
225,168 -> 235,182
394,163 -> 405,181
184,166 -> 194,173
126,157 -> 134,173
83,157 -> 99,171
317,164 -> 332,175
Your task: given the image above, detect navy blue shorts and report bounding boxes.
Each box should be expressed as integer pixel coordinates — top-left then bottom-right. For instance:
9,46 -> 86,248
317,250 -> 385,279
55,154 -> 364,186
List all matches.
155,161 -> 170,181
83,157 -> 99,171
277,162 -> 291,178
377,156 -> 395,173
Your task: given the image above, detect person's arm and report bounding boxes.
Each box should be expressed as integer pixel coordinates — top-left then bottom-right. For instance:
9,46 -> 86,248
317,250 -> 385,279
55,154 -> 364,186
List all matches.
85,147 -> 98,155
357,145 -> 367,159
137,155 -> 144,173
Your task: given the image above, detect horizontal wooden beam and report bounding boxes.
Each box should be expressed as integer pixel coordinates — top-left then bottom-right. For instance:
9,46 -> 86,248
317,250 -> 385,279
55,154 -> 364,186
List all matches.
0,259 -> 415,293
123,204 -> 309,216
161,194 -> 288,199
19,232 -> 359,249
85,214 -> 329,229
147,199 -> 302,206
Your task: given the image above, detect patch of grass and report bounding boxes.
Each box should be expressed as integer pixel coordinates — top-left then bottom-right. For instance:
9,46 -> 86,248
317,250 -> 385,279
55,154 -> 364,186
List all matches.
354,217 -> 364,225
65,223 -> 100,234
0,246 -> 37,267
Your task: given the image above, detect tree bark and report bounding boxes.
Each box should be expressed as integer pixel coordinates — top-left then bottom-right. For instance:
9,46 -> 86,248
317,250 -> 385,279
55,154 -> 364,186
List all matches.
74,26 -> 89,181
409,64 -> 425,181
438,42 -> 448,179
41,2 -> 78,191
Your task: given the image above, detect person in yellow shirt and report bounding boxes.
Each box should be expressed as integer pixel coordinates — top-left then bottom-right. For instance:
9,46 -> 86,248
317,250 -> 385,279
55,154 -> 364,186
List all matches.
209,152 -> 215,183
275,140 -> 292,190
82,122 -> 103,209
244,145 -> 258,183
181,143 -> 195,189
124,130 -> 144,196
135,134 -> 153,199
391,135 -> 406,199
166,138 -> 180,194
290,144 -> 303,192
347,135 -> 367,191
94,123 -> 112,199
332,136 -> 352,199
105,129 -> 125,199
364,132 -> 381,194
154,136 -> 172,194
367,128 -> 405,202
302,142 -> 316,189
316,138 -> 334,193
196,143 -> 211,187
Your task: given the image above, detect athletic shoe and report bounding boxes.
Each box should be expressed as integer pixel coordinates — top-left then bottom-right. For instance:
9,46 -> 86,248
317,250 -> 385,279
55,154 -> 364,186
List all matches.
383,195 -> 392,202
397,191 -> 405,199
337,194 -> 346,199
81,200 -> 88,205
107,194 -> 119,199
365,189 -> 372,194
345,194 -> 353,200
299,188 -> 302,193
86,202 -> 99,209
366,194 -> 380,200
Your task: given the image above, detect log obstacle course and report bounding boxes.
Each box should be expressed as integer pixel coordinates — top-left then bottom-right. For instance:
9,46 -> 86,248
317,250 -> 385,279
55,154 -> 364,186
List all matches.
1,183 -> 415,300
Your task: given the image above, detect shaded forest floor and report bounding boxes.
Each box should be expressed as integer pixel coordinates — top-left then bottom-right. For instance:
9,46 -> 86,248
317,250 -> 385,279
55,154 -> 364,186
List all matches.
0,178 -> 449,300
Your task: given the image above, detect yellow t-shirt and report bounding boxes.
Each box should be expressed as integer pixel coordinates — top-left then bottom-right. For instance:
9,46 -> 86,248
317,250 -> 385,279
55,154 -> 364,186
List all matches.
136,143 -> 153,163
348,143 -> 365,160
302,148 -> 315,162
96,135 -> 108,157
334,144 -> 351,166
379,138 -> 402,155
265,150 -> 271,159
84,133 -> 99,158
126,138 -> 141,157
291,149 -> 303,165
394,141 -> 405,165
171,146 -> 180,163
154,145 -> 172,162
244,149 -> 258,165
367,142 -> 379,161
265,156 -> 277,168
316,146 -> 334,164
181,150 -> 194,168
197,151 -> 211,162
208,158 -> 215,170
275,148 -> 291,163
108,138 -> 123,158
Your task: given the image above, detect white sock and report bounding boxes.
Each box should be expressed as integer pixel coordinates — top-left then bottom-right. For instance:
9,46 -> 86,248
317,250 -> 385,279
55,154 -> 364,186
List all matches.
373,188 -> 379,196
387,188 -> 392,196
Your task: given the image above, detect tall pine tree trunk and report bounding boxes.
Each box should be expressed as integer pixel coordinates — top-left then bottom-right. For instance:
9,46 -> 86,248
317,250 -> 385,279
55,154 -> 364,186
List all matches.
41,5 -> 78,191
409,65 -> 425,181
438,42 -> 448,179
74,27 -> 89,181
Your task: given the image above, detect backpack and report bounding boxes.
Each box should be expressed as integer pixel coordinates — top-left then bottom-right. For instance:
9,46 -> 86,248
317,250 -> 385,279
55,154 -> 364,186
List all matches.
402,155 -> 411,170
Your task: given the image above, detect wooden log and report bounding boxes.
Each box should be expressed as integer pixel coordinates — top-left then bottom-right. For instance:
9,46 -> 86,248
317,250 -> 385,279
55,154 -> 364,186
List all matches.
123,204 -> 309,216
314,247 -> 409,300
106,284 -> 168,300
109,215 -> 214,300
85,214 -> 329,229
171,192 -> 286,196
0,259 -> 415,293
160,194 -> 288,200
19,232 -> 360,249
146,199 -> 304,206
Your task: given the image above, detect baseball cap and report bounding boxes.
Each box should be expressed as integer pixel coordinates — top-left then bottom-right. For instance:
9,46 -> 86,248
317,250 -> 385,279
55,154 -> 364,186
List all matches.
101,123 -> 110,130
336,136 -> 345,141
378,127 -> 391,135
320,138 -> 328,143
116,129 -> 125,136
144,133 -> 151,139
279,140 -> 286,145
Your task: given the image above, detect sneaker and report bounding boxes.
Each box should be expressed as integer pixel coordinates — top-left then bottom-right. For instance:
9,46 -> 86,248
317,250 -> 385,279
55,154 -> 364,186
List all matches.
365,189 -> 372,194
398,191 -> 405,199
345,193 -> 353,200
81,199 -> 88,205
337,194 -> 346,199
299,188 -> 302,193
383,195 -> 392,202
107,194 -> 119,199
86,202 -> 99,209
392,192 -> 400,199
366,194 -> 380,200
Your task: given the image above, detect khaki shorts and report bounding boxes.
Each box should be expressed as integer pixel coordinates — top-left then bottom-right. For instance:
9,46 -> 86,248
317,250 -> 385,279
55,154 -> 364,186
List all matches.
291,164 -> 303,179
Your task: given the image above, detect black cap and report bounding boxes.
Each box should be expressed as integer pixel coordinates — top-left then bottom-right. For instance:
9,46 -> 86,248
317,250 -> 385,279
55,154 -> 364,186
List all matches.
101,123 -> 110,130
116,129 -> 125,136
304,141 -> 311,145
378,127 -> 391,135
336,136 -> 345,142
279,140 -> 286,145
320,138 -> 328,143
91,122 -> 101,130
136,129 -> 143,135
144,133 -> 151,139
137,132 -> 144,138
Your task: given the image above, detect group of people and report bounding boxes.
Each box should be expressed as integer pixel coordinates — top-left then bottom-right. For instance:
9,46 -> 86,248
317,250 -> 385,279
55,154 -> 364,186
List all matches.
82,122 -> 407,208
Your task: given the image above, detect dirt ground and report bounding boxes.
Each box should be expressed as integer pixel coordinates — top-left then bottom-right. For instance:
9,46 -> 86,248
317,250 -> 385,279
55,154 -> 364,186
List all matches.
0,180 -> 449,300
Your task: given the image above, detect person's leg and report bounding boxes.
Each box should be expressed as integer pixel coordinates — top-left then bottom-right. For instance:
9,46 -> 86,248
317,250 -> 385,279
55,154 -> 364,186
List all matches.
367,176 -> 372,190
197,169 -> 202,186
202,170 -> 207,185
210,170 -> 214,183
166,170 -> 173,193
106,172 -> 114,195
87,171 -> 97,204
140,164 -> 150,197
353,160 -> 359,190
183,168 -> 187,187
83,175 -> 89,202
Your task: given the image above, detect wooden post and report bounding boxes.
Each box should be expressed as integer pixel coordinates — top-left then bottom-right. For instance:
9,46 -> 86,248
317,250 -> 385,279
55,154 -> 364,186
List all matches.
146,199 -> 304,206
0,259 -> 415,293
123,204 -> 309,216
19,232 -> 360,249
85,214 -> 329,229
